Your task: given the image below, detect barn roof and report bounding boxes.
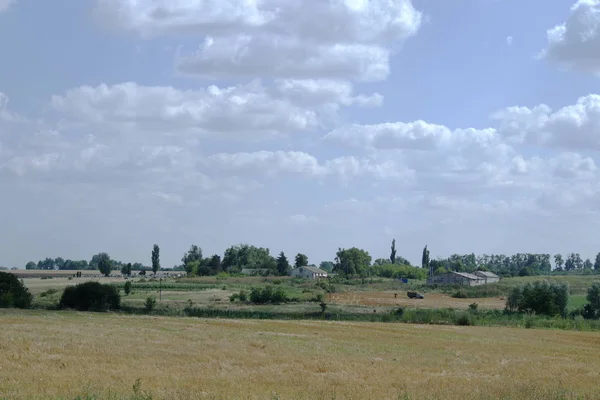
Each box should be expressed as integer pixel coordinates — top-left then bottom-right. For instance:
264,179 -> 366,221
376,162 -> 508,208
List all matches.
475,271 -> 500,278
451,271 -> 482,280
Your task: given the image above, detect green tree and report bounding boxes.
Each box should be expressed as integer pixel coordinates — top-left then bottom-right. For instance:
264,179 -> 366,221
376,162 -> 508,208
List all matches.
586,283 -> 600,317
207,255 -> 222,275
152,244 -> 160,276
554,254 -> 564,271
97,253 -> 112,277
294,253 -> 308,269
276,252 -> 290,276
583,258 -> 593,270
319,261 -> 334,272
594,253 -> 600,271
421,245 -> 430,270
333,247 -> 371,276
25,261 -> 37,270
221,244 -> 275,273
123,281 -> 132,296
121,263 -> 132,276
390,239 -> 397,264
0,272 -> 32,308
182,245 -> 203,274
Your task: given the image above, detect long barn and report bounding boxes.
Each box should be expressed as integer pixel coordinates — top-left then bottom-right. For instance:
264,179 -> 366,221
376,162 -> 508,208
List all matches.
426,271 -> 485,286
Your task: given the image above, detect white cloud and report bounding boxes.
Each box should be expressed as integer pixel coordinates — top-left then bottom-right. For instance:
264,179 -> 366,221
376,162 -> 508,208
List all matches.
97,0 -> 422,82
205,150 -> 415,184
542,0 -> 600,73
506,36 -> 513,46
493,94 -> 600,150
49,80 -> 381,142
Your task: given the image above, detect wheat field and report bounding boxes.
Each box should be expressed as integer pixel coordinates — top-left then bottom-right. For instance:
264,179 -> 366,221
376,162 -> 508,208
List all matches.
1,309 -> 599,400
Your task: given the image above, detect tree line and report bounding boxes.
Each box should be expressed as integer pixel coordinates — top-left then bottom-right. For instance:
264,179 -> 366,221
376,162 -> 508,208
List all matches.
20,239 -> 600,278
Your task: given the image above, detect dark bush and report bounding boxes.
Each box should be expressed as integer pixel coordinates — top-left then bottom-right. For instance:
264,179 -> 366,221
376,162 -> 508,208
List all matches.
505,281 -> 569,316
59,281 -> 120,311
0,272 -> 32,308
456,312 -> 475,326
452,289 -> 468,299
249,286 -> 289,304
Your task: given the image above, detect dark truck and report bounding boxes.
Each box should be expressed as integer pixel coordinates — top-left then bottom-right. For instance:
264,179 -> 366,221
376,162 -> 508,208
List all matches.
407,291 -> 424,299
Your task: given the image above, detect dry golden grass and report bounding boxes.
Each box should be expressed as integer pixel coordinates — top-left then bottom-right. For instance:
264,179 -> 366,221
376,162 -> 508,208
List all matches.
328,291 -> 505,310
1,310 -> 600,400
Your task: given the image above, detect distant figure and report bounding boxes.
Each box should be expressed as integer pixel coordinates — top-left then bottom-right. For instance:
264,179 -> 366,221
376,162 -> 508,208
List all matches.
394,293 -> 397,298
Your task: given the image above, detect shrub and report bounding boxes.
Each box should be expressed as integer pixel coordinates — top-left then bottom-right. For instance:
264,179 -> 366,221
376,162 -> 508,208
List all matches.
39,288 -> 59,298
469,302 -> 479,312
144,296 -> 156,313
59,282 -> 120,311
456,312 -> 474,326
505,281 -> 569,316
238,290 -> 248,302
0,272 -> 32,308
124,281 -> 132,296
249,286 -> 289,304
319,301 -> 327,313
452,289 -> 468,299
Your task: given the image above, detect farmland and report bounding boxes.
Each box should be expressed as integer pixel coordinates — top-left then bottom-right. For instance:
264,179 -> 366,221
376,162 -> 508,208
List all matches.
2,309 -> 600,400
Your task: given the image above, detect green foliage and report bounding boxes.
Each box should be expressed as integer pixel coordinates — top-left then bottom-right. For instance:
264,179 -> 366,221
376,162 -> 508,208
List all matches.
505,281 -> 570,316
452,289 -> 468,299
0,272 -> 32,308
333,247 -> 372,276
144,296 -> 156,313
124,281 -> 132,295
151,244 -> 160,275
222,244 -> 276,274
370,263 -> 427,280
390,239 -> 396,264
455,312 -> 475,326
60,282 -> 120,311
469,302 -> 479,312
319,261 -> 334,272
421,245 -> 430,270
96,253 -> 112,277
276,251 -> 290,276
182,245 -> 203,274
585,282 -> 600,319
121,263 -> 132,276
294,253 -> 308,269
319,301 -> 327,313
39,288 -> 58,298
249,286 -> 288,304
315,279 -> 336,293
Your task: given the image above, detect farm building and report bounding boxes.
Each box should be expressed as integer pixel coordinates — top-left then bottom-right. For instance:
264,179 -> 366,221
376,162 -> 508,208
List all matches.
427,271 -> 485,286
474,270 -> 500,283
290,266 -> 328,279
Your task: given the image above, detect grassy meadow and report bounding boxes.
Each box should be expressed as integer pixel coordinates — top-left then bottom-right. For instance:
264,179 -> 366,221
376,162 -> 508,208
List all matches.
2,309 -> 600,400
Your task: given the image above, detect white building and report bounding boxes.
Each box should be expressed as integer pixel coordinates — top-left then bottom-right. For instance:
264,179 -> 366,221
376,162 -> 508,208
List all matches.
290,266 -> 328,279
427,271 -> 485,286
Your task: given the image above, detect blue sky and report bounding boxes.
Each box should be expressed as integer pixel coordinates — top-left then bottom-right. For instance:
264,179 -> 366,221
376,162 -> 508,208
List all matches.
2,0 -> 600,268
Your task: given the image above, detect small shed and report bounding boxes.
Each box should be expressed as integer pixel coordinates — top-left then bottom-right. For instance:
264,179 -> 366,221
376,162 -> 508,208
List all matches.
290,266 -> 328,280
474,270 -> 500,284
426,271 -> 485,286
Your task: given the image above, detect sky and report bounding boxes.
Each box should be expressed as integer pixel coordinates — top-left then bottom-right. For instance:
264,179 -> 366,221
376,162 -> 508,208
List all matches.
2,0 -> 600,268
